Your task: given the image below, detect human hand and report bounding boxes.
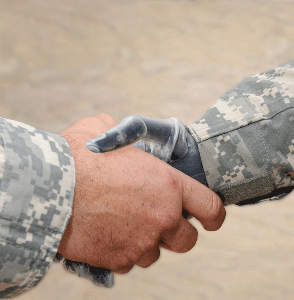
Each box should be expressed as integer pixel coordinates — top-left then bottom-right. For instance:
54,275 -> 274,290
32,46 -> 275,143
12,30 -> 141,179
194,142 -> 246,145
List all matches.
56,113 -> 226,277
86,114 -> 210,219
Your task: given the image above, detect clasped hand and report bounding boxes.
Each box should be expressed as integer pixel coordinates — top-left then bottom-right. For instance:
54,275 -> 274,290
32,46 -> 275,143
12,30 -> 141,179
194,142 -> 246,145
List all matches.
57,113 -> 226,274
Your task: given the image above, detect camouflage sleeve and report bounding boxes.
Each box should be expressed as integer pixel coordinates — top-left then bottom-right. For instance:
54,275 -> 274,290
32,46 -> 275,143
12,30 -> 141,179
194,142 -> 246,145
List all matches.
186,60 -> 294,207
0,117 -> 75,298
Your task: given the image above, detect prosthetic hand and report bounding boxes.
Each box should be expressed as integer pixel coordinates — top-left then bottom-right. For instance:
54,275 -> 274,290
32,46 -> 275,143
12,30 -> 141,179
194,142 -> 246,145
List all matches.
54,114 -> 209,288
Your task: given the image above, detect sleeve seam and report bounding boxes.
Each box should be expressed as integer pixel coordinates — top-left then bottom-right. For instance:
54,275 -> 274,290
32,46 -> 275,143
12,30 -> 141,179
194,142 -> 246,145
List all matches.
235,87 -> 275,189
0,213 -> 63,235
0,234 -> 42,253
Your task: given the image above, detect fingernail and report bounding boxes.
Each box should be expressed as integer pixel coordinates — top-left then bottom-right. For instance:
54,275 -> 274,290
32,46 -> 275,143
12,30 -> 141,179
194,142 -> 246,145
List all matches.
86,141 -> 102,153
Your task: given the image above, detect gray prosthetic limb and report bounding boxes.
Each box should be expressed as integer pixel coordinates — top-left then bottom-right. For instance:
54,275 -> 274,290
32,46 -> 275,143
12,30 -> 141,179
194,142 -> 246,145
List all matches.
55,114 -> 208,288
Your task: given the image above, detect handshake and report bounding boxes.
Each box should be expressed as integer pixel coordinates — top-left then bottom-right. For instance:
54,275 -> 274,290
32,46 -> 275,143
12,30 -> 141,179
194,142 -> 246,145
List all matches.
54,113 -> 227,288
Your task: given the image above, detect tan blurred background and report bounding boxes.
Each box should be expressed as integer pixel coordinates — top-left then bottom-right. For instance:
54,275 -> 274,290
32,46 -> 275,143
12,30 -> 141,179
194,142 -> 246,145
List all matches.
1,0 -> 294,299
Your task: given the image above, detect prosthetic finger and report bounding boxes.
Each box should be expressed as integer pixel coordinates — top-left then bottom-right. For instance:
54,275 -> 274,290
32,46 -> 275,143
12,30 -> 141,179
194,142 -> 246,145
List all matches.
85,114 -> 189,163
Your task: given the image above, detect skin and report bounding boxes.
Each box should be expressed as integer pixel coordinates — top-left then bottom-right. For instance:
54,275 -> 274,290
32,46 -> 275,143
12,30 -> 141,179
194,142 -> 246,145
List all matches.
57,113 -> 226,274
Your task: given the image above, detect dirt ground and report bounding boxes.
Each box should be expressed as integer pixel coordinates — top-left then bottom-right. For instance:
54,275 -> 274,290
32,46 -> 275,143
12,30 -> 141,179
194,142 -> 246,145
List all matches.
1,0 -> 294,299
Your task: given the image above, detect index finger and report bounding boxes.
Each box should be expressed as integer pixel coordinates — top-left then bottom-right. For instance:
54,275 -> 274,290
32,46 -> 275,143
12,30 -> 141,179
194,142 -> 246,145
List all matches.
85,115 -> 172,153
85,114 -> 189,164
180,172 -> 226,231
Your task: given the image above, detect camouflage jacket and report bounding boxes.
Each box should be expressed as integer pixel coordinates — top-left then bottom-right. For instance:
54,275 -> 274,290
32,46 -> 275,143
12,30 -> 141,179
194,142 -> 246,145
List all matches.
0,59 -> 294,298
187,59 -> 294,206
0,117 -> 75,298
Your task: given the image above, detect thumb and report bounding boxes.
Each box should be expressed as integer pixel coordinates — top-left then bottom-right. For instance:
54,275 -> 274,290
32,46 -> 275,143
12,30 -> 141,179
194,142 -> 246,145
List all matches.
179,171 -> 226,231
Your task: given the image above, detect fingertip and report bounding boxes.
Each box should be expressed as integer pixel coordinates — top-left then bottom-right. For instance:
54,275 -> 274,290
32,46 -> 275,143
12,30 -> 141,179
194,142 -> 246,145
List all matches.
203,223 -> 219,231
203,207 -> 226,232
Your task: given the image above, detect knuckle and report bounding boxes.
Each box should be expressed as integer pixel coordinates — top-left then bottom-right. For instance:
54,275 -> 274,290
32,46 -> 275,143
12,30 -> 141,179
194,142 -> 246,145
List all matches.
121,240 -> 152,266
112,256 -> 132,270
78,117 -> 96,127
138,236 -> 157,253
137,248 -> 160,268
160,210 -> 180,231
128,115 -> 138,123
98,113 -> 118,126
99,112 -> 112,119
129,250 -> 144,264
70,117 -> 98,134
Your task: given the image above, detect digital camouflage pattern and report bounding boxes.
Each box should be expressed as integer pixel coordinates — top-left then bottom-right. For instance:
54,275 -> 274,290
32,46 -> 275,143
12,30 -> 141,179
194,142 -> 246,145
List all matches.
0,59 -> 294,298
187,59 -> 294,206
0,117 -> 75,298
